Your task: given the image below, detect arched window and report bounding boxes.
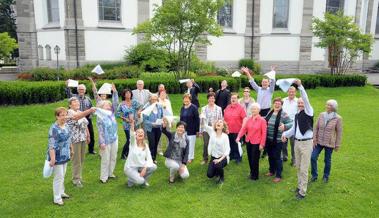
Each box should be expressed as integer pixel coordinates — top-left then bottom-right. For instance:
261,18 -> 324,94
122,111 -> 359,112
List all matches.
45,45 -> 52,60
38,45 -> 44,60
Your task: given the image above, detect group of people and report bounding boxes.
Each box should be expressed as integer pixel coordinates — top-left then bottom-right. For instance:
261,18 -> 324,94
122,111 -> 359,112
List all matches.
46,67 -> 343,205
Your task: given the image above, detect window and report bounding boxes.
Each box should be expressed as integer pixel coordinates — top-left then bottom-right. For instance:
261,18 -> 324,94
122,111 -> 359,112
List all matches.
45,45 -> 52,60
47,0 -> 60,23
98,0 -> 121,21
273,0 -> 289,29
326,0 -> 344,14
376,4 -> 379,34
217,2 -> 233,28
38,45 -> 44,60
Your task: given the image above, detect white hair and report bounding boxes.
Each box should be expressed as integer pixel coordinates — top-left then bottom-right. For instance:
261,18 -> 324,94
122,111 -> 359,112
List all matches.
251,102 -> 261,111
77,84 -> 86,90
327,99 -> 338,111
137,80 -> 144,85
150,93 -> 158,100
98,100 -> 112,108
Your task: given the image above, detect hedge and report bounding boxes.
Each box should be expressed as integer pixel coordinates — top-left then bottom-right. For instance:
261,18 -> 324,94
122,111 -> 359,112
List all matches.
0,74 -> 367,105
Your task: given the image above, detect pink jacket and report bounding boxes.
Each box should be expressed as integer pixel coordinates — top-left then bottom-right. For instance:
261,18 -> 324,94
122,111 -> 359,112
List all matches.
237,115 -> 267,147
224,103 -> 246,133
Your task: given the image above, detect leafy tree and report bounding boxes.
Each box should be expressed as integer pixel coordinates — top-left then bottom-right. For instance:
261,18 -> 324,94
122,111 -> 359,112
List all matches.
0,32 -> 18,60
312,11 -> 374,75
0,0 -> 18,59
133,0 -> 226,73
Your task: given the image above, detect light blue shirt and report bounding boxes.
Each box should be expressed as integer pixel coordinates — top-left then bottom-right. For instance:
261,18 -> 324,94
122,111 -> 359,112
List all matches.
249,78 -> 275,109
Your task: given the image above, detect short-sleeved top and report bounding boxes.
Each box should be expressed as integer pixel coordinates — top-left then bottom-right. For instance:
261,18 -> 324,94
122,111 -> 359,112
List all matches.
117,100 -> 141,130
67,109 -> 89,143
46,122 -> 72,165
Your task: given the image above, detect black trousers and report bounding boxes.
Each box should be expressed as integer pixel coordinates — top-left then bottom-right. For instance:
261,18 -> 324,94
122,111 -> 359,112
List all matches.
121,129 -> 131,158
246,143 -> 261,180
266,141 -> 283,178
228,133 -> 241,161
207,156 -> 228,179
147,127 -> 162,161
87,117 -> 95,153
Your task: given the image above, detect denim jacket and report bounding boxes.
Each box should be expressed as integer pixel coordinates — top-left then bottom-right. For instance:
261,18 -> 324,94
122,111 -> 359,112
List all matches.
46,122 -> 72,165
143,104 -> 164,132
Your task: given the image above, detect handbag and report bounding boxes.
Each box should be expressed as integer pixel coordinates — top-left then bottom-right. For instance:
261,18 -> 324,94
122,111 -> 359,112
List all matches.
43,160 -> 53,178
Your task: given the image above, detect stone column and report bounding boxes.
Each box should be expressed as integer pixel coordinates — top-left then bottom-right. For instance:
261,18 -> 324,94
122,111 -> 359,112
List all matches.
16,0 -> 39,71
244,0 -> 260,60
64,0 -> 85,69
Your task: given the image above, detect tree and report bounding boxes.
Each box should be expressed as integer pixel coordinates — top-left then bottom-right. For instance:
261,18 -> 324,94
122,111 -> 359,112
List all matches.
0,32 -> 18,61
133,0 -> 226,73
312,11 -> 374,75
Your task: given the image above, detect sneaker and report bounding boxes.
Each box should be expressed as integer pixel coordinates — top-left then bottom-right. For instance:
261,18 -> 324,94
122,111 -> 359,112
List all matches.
323,177 -> 329,183
296,192 -> 305,200
143,182 -> 150,187
100,179 -> 107,184
61,193 -> 70,199
168,177 -> 175,184
108,174 -> 117,179
73,181 -> 83,188
310,177 -> 318,182
273,177 -> 281,183
53,199 -> 64,206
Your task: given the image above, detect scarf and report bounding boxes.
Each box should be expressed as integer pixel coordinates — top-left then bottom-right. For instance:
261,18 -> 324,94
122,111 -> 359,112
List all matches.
174,132 -> 187,148
265,109 -> 282,145
323,112 -> 336,127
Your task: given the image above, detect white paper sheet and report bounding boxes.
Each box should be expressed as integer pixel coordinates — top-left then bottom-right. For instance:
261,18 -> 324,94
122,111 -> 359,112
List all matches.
231,71 -> 242,78
276,78 -> 296,92
67,79 -> 79,87
264,70 -> 276,80
97,83 -> 112,95
91,64 -> 105,75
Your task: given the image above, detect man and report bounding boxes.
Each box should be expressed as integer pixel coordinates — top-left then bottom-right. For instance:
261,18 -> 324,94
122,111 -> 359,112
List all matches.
282,79 -> 314,200
215,80 -> 231,114
186,79 -> 200,108
282,86 -> 298,165
241,66 -> 276,117
66,82 -> 96,154
132,80 -> 151,107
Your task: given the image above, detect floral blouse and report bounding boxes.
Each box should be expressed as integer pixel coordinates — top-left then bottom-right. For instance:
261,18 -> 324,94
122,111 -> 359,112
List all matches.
67,109 -> 89,143
117,100 -> 141,130
46,122 -> 72,165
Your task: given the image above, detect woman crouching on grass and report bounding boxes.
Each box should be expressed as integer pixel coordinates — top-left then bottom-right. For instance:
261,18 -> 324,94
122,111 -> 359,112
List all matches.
162,118 -> 190,183
48,107 -> 94,206
96,84 -> 119,184
124,120 -> 157,187
201,118 -> 230,184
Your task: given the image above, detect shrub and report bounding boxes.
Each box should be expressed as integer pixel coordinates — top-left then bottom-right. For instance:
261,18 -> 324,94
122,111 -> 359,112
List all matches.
239,58 -> 261,75
124,42 -> 170,72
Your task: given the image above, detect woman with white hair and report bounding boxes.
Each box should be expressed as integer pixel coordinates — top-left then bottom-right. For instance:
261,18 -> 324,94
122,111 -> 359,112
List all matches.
96,84 -> 119,183
311,99 -> 343,183
236,103 -> 267,180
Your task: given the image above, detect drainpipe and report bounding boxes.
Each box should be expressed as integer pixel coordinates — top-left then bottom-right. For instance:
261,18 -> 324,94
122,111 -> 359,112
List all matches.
74,0 -> 79,67
251,0 -> 255,59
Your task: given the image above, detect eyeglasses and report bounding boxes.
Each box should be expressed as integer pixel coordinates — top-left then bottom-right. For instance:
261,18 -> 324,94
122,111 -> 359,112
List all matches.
244,90 -> 250,92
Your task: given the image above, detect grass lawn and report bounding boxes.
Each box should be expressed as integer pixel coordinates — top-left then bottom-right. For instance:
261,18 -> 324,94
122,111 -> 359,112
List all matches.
0,86 -> 378,217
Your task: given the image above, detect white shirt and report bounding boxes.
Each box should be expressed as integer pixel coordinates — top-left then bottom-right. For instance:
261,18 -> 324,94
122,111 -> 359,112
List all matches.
124,131 -> 154,169
283,86 -> 314,140
282,96 -> 298,120
203,124 -> 230,163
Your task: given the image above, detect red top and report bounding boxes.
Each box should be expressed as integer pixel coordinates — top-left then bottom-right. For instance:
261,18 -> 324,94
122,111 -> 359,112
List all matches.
237,115 -> 267,147
224,103 -> 246,133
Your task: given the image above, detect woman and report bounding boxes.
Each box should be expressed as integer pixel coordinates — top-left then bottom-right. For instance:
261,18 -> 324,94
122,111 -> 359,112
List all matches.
200,92 -> 223,165
179,93 -> 200,163
48,107 -> 94,205
88,77 -> 107,104
67,97 -> 95,188
224,93 -> 246,164
124,121 -> 157,187
117,88 -> 142,159
202,119 -> 230,184
162,119 -> 190,183
264,97 -> 292,183
157,90 -> 173,155
236,103 -> 267,180
143,94 -> 164,163
239,87 -> 255,118
311,99 -> 343,183
96,84 -> 119,183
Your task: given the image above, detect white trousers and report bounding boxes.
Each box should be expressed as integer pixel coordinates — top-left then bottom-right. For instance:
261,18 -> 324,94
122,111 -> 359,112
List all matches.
125,165 -> 157,185
53,163 -> 67,202
99,140 -> 118,181
165,158 -> 189,179
187,135 -> 196,160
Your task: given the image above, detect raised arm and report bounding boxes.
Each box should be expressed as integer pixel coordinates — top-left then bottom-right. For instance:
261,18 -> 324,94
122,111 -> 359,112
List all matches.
111,84 -> 119,113
296,80 -> 313,116
193,80 -> 200,94
269,77 -> 276,93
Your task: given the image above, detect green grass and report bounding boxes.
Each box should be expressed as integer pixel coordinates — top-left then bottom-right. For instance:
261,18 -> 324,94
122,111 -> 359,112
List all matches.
0,86 -> 379,217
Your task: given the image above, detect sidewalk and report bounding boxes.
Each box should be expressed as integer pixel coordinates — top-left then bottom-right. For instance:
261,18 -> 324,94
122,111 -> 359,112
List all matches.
364,73 -> 379,86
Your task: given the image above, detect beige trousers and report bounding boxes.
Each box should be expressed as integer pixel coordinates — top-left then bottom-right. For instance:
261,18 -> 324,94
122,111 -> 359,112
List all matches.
99,140 -> 118,181
294,139 -> 313,196
72,141 -> 86,183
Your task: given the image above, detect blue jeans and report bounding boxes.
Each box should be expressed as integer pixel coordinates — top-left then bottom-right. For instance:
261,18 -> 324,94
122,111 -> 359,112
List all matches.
311,144 -> 334,179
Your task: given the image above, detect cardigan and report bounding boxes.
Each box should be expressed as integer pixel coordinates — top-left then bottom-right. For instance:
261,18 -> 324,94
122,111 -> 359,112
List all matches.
124,131 -> 154,169
313,112 -> 343,148
180,104 -> 200,135
162,128 -> 190,164
237,115 -> 267,147
203,124 -> 230,163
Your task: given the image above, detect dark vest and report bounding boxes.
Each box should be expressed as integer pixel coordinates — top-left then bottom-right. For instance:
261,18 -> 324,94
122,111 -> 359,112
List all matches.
295,110 -> 314,135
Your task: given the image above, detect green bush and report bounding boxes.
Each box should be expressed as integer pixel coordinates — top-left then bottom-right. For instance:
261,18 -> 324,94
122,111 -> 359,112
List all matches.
1,74 -> 367,105
124,42 -> 171,72
239,58 -> 261,75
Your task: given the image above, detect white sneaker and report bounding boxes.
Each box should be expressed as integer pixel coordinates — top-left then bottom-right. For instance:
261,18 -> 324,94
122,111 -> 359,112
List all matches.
53,199 -> 64,206
158,151 -> 164,156
73,181 -> 83,188
143,182 -> 150,187
61,193 -> 70,199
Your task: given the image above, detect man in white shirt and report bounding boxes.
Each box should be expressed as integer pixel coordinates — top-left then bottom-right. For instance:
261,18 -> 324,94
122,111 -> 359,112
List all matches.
282,80 -> 314,200
282,86 -> 298,165
132,80 -> 151,107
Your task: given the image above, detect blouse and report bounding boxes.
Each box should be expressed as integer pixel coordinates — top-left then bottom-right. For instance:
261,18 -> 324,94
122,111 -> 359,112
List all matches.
117,100 -> 141,130
224,103 -> 246,133
124,131 -> 154,169
47,122 -> 71,165
67,109 -> 88,143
